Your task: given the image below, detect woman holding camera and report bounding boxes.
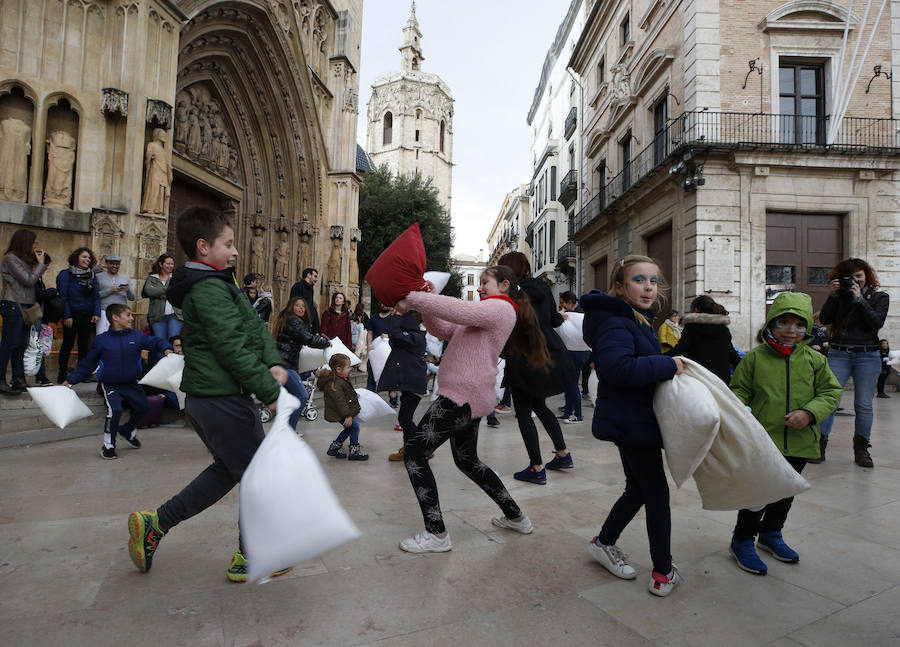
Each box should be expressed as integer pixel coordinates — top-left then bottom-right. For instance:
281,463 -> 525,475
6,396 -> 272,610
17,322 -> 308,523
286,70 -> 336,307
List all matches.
0,229 -> 48,393
815,258 -> 889,467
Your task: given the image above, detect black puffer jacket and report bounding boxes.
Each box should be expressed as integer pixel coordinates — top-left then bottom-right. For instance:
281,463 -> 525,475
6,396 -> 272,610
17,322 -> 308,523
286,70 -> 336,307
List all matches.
819,288 -> 889,347
666,312 -> 741,384
377,312 -> 427,394
276,314 -> 330,368
502,277 -> 574,397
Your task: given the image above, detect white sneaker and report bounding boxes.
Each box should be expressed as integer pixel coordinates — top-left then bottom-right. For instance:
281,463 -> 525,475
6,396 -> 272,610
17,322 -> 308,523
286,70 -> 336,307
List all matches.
491,515 -> 534,534
588,537 -> 636,579
648,565 -> 682,597
399,531 -> 452,553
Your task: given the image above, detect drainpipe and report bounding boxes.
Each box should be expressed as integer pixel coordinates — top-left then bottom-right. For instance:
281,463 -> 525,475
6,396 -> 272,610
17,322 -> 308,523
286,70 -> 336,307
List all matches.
566,66 -> 584,294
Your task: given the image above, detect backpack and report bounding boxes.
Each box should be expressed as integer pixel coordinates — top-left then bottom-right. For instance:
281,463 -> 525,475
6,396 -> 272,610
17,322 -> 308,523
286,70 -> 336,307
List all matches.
35,279 -> 65,323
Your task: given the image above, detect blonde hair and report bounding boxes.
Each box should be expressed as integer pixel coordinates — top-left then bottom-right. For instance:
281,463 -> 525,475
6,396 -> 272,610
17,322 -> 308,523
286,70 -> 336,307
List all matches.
608,254 -> 669,326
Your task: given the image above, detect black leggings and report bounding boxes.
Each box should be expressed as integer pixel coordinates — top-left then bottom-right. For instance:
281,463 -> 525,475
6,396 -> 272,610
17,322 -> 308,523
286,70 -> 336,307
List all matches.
403,396 -> 522,534
398,391 -> 421,437
598,445 -> 672,575
733,456 -> 807,540
58,312 -> 94,379
511,387 -> 567,466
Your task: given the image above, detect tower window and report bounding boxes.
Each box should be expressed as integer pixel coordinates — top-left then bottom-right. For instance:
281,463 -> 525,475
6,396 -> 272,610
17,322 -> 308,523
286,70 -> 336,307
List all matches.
383,111 -> 393,146
415,129 -> 420,142
416,109 -> 422,120
440,120 -> 445,153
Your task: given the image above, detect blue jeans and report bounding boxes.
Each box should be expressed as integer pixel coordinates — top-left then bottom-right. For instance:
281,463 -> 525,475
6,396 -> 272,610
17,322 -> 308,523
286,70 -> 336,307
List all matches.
818,350 -> 882,441
334,417 -> 360,446
0,301 -> 28,381
562,351 -> 591,419
283,368 -> 309,430
151,314 -> 183,343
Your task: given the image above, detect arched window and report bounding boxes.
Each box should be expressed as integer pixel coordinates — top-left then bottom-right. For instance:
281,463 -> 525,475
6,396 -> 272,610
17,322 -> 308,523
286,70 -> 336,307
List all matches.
439,120 -> 445,153
416,109 -> 422,120
383,111 -> 393,146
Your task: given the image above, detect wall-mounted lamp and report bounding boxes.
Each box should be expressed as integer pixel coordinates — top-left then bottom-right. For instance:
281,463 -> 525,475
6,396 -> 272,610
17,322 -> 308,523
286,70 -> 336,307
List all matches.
742,58 -> 765,114
865,64 -> 892,93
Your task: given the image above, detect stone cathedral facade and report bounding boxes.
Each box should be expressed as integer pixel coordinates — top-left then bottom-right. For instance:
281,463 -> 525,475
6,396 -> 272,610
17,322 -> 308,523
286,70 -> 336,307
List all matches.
0,0 -> 364,314
366,5 -> 453,213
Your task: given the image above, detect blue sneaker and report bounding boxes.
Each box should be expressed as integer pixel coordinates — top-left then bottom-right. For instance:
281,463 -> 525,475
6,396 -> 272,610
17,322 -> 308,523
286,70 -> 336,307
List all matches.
729,537 -> 768,575
757,532 -> 799,563
545,452 -> 574,470
513,465 -> 546,485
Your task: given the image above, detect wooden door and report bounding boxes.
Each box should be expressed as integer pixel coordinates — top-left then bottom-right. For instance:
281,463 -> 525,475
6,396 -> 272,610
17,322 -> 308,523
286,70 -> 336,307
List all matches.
766,212 -> 842,313
646,225 -> 673,328
592,257 -> 608,292
168,174 -> 230,267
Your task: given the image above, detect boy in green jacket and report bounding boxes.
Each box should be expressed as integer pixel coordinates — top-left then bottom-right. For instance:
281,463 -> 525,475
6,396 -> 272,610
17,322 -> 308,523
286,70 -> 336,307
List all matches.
127,206 -> 288,583
728,291 -> 841,575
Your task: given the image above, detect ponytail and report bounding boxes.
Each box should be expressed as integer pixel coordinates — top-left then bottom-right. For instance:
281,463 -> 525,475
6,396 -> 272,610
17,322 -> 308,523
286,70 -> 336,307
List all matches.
483,265 -> 551,370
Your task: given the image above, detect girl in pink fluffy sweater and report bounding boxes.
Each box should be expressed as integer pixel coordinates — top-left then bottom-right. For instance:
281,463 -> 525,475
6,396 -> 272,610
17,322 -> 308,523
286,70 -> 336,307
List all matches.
396,265 -> 549,554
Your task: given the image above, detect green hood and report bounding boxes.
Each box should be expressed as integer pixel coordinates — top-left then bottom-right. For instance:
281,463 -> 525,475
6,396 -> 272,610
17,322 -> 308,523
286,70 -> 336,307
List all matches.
758,291 -> 814,345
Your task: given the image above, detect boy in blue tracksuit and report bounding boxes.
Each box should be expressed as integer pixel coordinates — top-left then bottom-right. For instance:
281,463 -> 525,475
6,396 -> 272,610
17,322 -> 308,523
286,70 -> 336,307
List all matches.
64,303 -> 173,460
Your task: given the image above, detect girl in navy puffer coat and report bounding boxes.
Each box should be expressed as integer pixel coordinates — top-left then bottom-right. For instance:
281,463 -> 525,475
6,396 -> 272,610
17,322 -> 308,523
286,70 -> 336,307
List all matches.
581,255 -> 685,598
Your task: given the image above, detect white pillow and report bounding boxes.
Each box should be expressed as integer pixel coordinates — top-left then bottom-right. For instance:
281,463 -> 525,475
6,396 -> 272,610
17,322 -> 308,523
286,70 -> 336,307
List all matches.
654,373 -> 720,487
240,388 -> 360,583
139,353 -> 185,390
298,346 -> 327,373
28,386 -> 93,429
355,388 -> 396,421
426,333 -> 443,358
555,311 -> 591,351
367,337 -> 391,383
495,358 -> 505,402
166,369 -> 186,410
423,271 -> 450,295
324,337 -> 362,367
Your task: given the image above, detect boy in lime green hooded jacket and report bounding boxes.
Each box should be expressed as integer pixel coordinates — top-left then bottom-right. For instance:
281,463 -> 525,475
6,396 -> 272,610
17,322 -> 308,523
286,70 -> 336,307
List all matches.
727,291 -> 841,575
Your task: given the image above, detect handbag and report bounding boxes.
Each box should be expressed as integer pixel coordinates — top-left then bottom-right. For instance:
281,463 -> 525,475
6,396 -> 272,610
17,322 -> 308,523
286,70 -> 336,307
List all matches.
17,301 -> 43,326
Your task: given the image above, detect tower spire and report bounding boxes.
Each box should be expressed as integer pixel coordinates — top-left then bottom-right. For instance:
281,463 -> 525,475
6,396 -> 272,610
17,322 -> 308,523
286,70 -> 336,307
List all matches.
400,3 -> 423,72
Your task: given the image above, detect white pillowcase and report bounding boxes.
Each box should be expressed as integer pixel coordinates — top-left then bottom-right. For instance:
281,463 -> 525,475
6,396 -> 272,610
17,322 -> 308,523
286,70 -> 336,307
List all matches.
355,388 -> 396,421
28,386 -> 93,429
139,353 -> 185,390
555,311 -> 591,352
367,337 -> 391,383
324,337 -> 361,367
423,271 -> 450,295
166,369 -> 186,410
298,346 -> 327,373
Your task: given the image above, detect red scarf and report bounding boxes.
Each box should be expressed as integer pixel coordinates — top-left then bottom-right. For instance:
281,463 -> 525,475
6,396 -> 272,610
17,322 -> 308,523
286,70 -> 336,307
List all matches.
764,329 -> 795,357
482,294 -> 519,313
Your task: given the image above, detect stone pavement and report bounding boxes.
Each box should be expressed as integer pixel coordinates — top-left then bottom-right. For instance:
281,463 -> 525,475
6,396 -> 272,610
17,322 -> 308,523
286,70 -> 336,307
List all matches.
1,390 -> 899,646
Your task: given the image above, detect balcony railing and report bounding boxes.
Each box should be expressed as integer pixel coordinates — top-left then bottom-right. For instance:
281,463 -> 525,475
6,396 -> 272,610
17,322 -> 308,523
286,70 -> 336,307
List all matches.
571,110 -> 900,237
564,106 -> 577,140
558,169 -> 578,208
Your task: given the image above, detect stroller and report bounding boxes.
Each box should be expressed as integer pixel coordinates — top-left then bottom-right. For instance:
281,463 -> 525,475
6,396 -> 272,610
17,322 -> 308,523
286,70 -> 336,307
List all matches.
258,373 -> 319,423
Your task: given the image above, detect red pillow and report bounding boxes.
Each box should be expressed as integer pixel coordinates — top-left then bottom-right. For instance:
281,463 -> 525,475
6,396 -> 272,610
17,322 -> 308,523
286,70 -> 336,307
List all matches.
365,223 -> 427,306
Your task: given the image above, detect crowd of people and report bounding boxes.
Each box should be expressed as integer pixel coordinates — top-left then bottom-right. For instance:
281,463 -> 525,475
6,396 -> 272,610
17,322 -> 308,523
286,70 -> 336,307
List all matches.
0,218 -> 892,595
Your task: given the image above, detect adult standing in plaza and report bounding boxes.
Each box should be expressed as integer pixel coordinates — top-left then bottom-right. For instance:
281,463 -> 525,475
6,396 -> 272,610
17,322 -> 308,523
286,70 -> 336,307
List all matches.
142,253 -> 183,344
0,229 -> 48,393
55,247 -> 100,383
366,304 -> 398,403
558,291 -> 590,424
498,252 -> 575,485
95,254 -> 135,335
665,295 -> 741,385
320,291 -> 352,348
289,268 -> 320,334
815,258 -> 889,467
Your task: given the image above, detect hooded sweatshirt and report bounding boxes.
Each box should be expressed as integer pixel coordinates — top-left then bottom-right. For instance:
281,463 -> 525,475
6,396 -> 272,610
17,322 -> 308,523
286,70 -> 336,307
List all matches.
167,262 -> 284,404
729,291 -> 842,458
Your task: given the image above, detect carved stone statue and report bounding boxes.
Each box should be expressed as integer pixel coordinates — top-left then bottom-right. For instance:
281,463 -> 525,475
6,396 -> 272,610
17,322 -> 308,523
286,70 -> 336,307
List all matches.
0,118 -> 32,203
186,106 -> 201,155
298,218 -> 312,274
140,128 -> 172,215
327,225 -> 343,286
174,100 -> 188,151
348,228 -> 361,286
43,130 -> 77,208
274,230 -> 289,279
198,107 -> 211,161
250,229 -> 266,278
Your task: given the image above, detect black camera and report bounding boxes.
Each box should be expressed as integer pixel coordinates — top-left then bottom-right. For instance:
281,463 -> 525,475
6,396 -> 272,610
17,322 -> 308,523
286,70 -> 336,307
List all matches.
839,276 -> 857,292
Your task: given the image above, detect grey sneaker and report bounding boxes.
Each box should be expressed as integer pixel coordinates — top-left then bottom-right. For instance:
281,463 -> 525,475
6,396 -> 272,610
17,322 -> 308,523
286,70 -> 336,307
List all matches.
588,537 -> 636,579
491,515 -> 534,534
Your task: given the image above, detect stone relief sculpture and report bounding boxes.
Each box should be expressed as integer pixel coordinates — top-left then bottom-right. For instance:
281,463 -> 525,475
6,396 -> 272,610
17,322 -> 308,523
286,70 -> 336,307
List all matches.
0,118 -> 32,203
250,228 -> 266,278
274,230 -> 289,279
175,85 -> 240,182
348,228 -> 361,286
313,8 -> 327,52
327,225 -> 343,286
43,130 -> 77,208
298,218 -> 312,274
140,128 -> 172,215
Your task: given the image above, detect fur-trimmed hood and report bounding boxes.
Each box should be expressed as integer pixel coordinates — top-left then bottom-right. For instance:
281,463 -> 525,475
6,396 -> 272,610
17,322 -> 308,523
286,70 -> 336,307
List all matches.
683,312 -> 731,326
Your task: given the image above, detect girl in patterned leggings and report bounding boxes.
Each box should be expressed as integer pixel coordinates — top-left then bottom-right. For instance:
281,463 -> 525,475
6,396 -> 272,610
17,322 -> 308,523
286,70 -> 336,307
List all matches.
397,265 -> 549,553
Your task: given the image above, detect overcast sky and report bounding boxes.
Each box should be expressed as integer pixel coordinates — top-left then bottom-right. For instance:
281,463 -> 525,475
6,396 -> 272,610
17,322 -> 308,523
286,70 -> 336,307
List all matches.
356,1 -> 571,258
